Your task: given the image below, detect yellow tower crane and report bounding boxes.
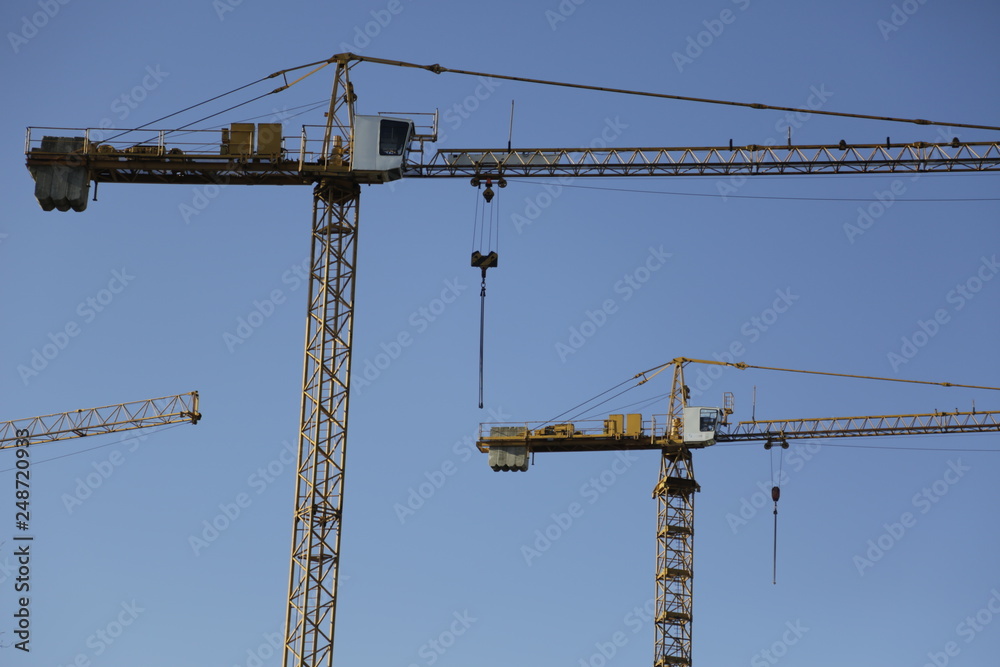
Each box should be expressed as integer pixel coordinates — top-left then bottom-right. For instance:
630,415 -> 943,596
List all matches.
22,54 -> 1000,667
475,358 -> 1000,666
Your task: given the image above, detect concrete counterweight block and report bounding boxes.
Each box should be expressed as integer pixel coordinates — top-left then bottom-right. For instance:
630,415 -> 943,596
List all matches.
30,136 -> 90,212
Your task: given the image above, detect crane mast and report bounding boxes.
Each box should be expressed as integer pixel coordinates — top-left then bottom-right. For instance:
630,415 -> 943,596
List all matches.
21,53 -> 1000,667
283,57 -> 358,667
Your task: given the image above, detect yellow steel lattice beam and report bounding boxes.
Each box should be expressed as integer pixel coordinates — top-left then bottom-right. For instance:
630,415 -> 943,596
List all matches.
0,392 -> 200,449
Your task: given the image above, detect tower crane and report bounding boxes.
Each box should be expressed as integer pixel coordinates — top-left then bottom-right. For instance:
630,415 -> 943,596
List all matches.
476,357 -> 1000,666
0,391 -> 201,450
21,53 -> 1000,667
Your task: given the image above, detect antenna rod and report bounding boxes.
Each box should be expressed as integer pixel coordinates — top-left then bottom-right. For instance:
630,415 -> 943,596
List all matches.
507,100 -> 514,152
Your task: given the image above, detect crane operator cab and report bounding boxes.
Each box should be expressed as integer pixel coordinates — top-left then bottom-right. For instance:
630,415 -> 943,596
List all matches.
682,407 -> 721,446
350,115 -> 414,183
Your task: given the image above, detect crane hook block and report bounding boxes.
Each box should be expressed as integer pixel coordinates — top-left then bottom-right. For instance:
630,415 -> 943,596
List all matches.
771,486 -> 781,502
471,251 -> 499,270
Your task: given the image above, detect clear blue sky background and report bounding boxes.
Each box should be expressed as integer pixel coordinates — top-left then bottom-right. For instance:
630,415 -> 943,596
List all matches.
1,1 -> 999,666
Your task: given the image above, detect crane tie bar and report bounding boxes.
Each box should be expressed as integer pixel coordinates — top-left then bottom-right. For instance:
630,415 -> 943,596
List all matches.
338,54 -> 1000,132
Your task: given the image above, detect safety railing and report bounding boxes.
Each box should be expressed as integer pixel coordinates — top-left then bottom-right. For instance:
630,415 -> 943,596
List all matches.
478,415 -> 673,442
25,125 -> 350,168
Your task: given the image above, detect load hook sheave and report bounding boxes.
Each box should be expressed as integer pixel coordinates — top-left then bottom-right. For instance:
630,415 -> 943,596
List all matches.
471,175 -> 507,202
471,250 -> 499,274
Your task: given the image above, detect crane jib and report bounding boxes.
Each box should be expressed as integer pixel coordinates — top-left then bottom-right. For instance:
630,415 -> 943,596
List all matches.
24,127 -> 1000,203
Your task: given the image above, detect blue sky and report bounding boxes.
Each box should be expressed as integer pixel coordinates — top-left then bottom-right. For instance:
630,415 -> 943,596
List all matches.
1,1 -> 999,666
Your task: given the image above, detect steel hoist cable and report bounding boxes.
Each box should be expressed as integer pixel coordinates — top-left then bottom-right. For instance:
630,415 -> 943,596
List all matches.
765,437 -> 788,585
471,178 -> 502,408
